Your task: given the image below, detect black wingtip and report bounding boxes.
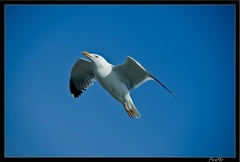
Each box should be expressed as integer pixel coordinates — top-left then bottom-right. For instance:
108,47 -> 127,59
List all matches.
171,92 -> 178,98
165,88 -> 178,98
150,74 -> 178,98
69,79 -> 84,98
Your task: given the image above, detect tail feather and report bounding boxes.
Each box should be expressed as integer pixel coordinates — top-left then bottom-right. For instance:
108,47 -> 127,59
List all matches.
127,101 -> 141,118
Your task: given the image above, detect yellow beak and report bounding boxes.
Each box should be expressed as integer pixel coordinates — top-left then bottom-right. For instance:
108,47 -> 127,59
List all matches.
82,51 -> 92,58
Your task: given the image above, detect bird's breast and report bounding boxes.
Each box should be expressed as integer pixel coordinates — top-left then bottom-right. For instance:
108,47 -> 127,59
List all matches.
94,66 -> 112,78
95,70 -> 129,101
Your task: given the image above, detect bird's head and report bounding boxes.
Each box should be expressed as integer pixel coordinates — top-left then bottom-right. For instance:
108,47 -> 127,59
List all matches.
82,51 -> 110,68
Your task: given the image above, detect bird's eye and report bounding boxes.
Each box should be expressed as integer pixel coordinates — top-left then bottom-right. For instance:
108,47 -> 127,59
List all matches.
95,55 -> 99,58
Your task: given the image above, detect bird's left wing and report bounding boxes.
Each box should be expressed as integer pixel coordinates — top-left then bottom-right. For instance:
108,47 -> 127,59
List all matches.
112,56 -> 153,91
69,58 -> 96,98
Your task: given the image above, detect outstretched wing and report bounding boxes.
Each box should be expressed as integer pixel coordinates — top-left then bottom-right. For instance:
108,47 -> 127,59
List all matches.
69,58 -> 96,98
113,56 -> 177,97
112,56 -> 152,91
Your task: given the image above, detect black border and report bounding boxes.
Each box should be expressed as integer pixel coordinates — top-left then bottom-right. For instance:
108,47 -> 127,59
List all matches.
1,0 -> 239,161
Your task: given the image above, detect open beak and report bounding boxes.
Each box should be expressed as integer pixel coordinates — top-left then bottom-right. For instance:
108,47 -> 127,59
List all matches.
82,51 -> 93,59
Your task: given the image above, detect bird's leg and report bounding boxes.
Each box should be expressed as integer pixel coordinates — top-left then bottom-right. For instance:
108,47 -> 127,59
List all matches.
124,102 -> 133,118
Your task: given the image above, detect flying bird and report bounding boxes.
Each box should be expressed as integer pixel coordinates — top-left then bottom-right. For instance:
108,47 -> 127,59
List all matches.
69,51 -> 177,118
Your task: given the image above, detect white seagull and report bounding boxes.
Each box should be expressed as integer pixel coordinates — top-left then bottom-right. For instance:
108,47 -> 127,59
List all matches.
70,51 -> 177,118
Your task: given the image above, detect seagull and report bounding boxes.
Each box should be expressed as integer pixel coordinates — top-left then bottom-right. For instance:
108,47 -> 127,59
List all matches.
69,51 -> 177,118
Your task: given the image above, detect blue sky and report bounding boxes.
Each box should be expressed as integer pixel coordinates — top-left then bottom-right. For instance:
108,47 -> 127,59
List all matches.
4,4 -> 236,158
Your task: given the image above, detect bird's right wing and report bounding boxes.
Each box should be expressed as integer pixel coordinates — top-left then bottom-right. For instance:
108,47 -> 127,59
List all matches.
69,58 -> 96,98
113,56 -> 178,98
113,56 -> 153,91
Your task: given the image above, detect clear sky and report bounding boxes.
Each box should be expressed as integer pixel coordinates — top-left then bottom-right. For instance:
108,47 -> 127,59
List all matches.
5,4 -> 236,158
